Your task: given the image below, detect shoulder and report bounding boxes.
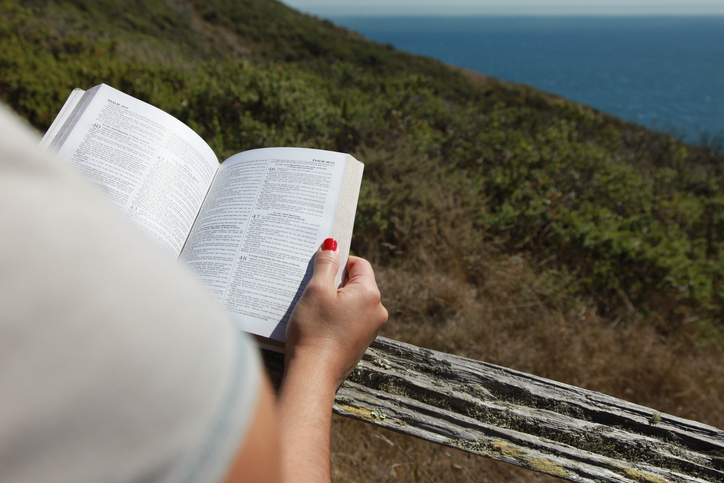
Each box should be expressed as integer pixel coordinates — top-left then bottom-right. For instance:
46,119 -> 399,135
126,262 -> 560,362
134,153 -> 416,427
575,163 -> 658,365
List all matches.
0,103 -> 264,483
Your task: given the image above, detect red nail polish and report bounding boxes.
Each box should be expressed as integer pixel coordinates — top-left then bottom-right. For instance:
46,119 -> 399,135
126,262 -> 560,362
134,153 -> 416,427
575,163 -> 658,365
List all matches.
322,238 -> 338,251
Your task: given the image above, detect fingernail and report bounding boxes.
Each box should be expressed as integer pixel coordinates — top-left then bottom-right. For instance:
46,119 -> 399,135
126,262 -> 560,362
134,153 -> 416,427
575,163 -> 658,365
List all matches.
322,238 -> 338,251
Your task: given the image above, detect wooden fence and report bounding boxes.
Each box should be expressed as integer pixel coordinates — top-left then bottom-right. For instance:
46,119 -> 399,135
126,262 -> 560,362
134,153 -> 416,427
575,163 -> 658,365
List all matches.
263,336 -> 724,482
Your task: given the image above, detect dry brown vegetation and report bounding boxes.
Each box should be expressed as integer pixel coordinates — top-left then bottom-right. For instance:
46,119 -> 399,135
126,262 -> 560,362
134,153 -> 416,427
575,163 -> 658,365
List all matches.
331,147 -> 724,482
331,258 -> 724,482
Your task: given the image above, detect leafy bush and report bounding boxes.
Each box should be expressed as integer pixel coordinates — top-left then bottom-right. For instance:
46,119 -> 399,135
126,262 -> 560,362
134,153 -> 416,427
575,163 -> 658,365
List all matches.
2,0 -> 723,332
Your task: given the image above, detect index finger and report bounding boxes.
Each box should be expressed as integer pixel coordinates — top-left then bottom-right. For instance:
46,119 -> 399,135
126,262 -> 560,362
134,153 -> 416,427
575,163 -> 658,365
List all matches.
343,256 -> 376,287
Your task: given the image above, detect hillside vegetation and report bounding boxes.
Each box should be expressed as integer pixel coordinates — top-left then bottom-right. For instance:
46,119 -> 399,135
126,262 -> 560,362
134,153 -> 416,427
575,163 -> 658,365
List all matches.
2,1 -> 723,481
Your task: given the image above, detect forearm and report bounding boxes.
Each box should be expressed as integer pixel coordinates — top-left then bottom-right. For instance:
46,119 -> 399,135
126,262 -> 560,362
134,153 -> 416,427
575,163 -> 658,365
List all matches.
277,352 -> 340,482
277,245 -> 387,482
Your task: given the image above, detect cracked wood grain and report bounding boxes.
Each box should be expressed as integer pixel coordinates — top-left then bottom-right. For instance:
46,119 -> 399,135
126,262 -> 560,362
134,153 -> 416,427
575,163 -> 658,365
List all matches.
262,336 -> 724,482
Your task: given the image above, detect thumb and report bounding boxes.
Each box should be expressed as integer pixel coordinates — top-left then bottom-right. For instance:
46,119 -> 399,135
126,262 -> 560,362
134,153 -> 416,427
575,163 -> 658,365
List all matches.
310,237 -> 340,287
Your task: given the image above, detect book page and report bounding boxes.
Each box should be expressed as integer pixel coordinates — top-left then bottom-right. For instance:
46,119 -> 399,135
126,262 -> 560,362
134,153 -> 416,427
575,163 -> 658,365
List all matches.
180,148 -> 351,341
48,84 -> 219,257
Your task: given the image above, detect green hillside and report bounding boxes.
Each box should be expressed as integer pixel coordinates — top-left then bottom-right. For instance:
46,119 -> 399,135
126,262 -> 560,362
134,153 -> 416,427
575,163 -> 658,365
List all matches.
3,1 -> 723,480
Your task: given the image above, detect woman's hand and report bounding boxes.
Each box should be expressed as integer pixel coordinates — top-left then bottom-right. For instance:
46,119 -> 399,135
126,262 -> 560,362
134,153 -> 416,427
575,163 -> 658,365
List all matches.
284,238 -> 388,388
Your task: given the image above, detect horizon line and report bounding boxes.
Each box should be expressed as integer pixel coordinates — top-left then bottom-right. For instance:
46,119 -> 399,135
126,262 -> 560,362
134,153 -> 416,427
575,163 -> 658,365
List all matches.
310,12 -> 724,17
291,7 -> 724,17
321,12 -> 724,16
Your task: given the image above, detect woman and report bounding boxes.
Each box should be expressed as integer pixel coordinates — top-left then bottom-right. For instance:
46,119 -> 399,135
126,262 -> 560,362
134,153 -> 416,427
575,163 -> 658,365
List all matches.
0,104 -> 387,483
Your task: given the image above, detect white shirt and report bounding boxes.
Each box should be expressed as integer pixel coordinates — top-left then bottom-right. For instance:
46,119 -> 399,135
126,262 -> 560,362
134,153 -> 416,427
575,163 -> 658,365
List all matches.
0,105 -> 262,483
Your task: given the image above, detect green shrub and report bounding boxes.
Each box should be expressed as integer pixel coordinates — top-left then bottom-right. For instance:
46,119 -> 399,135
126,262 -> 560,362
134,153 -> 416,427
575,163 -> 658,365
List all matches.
2,0 -> 722,331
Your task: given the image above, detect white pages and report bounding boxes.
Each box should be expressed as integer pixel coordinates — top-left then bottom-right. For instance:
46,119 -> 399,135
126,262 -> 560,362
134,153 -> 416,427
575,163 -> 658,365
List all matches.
42,84 -> 363,345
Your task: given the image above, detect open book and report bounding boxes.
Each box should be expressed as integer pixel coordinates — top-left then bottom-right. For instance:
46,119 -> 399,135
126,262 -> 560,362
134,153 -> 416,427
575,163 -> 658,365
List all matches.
42,84 -> 363,350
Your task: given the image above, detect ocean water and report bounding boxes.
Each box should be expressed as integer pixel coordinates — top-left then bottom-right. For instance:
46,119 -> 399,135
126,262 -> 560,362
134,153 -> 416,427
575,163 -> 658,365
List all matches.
330,16 -> 724,144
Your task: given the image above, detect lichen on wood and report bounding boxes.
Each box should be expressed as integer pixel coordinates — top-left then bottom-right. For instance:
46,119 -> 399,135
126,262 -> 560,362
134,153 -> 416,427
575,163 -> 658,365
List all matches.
262,336 -> 724,482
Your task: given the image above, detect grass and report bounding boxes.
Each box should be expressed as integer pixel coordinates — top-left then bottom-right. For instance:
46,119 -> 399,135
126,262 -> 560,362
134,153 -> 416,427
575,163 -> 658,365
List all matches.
330,260 -> 724,481
2,1 -> 724,480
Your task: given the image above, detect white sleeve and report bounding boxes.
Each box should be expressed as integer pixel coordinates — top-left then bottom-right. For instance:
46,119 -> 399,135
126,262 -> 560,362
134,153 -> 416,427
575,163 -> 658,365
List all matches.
0,104 -> 262,483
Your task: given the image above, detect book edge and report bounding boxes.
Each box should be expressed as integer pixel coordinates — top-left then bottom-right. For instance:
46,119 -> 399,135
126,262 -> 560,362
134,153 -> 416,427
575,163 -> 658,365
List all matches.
39,87 -> 86,148
330,154 -> 364,289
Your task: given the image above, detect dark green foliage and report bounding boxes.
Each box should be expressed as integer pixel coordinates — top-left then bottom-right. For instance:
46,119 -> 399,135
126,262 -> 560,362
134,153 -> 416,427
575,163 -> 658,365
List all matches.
2,0 -> 722,332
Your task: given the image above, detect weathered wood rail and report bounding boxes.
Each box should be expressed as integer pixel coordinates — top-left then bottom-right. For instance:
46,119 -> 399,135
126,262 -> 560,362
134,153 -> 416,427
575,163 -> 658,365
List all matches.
262,336 -> 724,482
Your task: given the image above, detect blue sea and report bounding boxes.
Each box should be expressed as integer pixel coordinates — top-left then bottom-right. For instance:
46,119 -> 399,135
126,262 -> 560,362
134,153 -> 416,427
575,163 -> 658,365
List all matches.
329,16 -> 724,145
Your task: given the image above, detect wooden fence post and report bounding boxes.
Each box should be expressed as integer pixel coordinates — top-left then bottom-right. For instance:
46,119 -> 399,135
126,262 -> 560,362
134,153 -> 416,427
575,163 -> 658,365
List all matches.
263,336 -> 724,482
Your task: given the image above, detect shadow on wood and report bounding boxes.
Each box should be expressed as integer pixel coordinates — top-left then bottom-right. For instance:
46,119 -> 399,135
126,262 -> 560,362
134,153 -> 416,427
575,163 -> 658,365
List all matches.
263,336 -> 724,482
